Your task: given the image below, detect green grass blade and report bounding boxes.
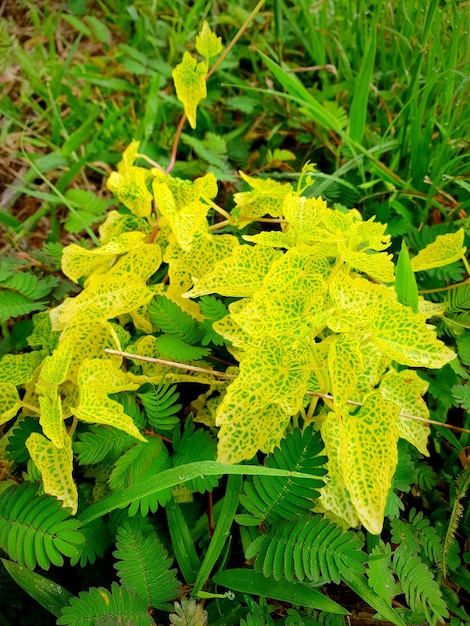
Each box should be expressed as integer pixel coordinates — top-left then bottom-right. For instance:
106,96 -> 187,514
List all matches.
213,568 -> 348,614
192,474 -> 242,596
166,498 -> 201,585
349,23 -> 376,143
2,558 -> 72,617
395,240 -> 419,313
78,462 -> 322,526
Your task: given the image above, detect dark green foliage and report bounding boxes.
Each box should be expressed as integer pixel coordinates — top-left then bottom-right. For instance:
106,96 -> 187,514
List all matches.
172,420 -> 220,493
245,514 -> 366,584
74,424 -> 136,465
390,508 -> 443,564
393,544 -> 448,624
138,381 -> 182,431
155,334 -> 210,361
113,518 -> 181,611
5,416 -> 43,464
198,295 -> 228,346
149,294 -> 203,343
56,582 -> 154,625
0,483 -> 85,570
238,427 -> 327,524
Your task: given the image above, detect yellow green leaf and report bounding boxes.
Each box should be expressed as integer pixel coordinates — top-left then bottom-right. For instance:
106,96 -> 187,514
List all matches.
411,228 -> 466,272
38,387 -> 64,449
165,231 -> 238,309
344,248 -> 394,283
195,21 -> 223,61
106,141 -> 153,217
40,332 -> 74,385
233,171 -> 293,220
62,231 -> 146,283
172,52 -> 207,129
371,297 -> 456,368
185,244 -> 282,298
73,359 -> 145,441
328,334 -> 363,411
320,412 -> 360,527
340,392 -> 400,534
282,192 -> 329,241
379,369 -> 430,456
0,383 -> 23,425
0,352 -> 43,386
98,210 -> 152,244
354,339 -> 391,399
26,431 -> 78,514
216,337 -> 311,428
217,403 -> 291,464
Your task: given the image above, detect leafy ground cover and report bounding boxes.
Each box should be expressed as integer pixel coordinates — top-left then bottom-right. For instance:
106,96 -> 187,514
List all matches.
0,1 -> 470,624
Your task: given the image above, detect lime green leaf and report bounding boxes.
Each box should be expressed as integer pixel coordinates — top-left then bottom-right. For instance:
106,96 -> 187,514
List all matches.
395,241 -> 419,312
62,232 -> 146,283
0,352 -> 43,385
74,359 -> 145,441
411,228 -> 466,272
107,141 -> 153,217
371,297 -> 456,368
283,193 -> 329,241
328,334 -> 363,411
341,393 -> 400,534
38,387 -> 64,449
0,382 -> 23,425
345,249 -> 394,283
26,431 -> 78,514
233,171 -> 293,220
185,245 -> 282,298
98,210 -> 152,243
40,333 -> 74,385
195,21 -> 223,62
172,52 -> 207,129
379,370 -> 430,456
217,403 -> 291,464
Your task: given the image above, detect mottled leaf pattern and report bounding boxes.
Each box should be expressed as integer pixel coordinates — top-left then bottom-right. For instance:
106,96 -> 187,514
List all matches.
379,369 -> 430,456
26,431 -> 78,513
0,383 -> 23,425
74,359 -> 145,441
341,393 -> 400,534
0,352 -> 43,385
172,52 -> 207,128
328,334 -> 363,411
195,21 -> 223,61
106,141 -> 153,217
233,171 -> 292,219
411,228 -> 466,272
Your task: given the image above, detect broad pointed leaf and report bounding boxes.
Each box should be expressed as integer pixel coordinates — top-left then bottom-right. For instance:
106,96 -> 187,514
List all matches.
172,52 -> 207,128
411,228 -> 466,272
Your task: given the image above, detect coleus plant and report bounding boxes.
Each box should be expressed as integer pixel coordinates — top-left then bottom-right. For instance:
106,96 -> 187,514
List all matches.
0,18 -> 466,543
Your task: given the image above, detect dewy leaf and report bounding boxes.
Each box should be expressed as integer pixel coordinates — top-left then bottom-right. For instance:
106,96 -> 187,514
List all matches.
341,392 -> 400,534
233,171 -> 293,220
26,431 -> 78,514
0,382 -> 23,425
328,334 -> 364,411
62,232 -> 146,283
195,21 -> 223,61
379,370 -> 430,456
74,359 -> 145,441
0,352 -> 43,386
411,228 -> 466,272
371,298 -> 456,369
172,52 -> 207,129
107,141 -> 153,218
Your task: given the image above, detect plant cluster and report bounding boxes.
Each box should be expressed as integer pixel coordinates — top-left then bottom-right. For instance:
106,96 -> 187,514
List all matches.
1,2 -> 469,625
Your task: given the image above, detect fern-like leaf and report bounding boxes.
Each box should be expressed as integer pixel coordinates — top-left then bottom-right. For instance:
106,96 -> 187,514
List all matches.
238,427 -> 327,524
113,518 -> 180,611
5,416 -> 42,464
0,482 -> 85,570
172,420 -> 220,493
367,542 -> 396,605
0,288 -> 46,322
393,544 -> 448,624
451,382 -> 470,411
199,295 -> 228,346
56,582 -> 154,625
74,425 -> 136,465
245,513 -> 366,584
149,294 -> 203,343
446,284 -> 470,312
155,334 -> 210,361
138,381 -> 182,431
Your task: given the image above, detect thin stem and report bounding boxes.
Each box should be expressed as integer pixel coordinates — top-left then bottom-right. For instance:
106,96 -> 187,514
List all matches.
165,113 -> 187,174
418,277 -> 470,294
106,349 -> 470,434
104,349 -> 236,379
206,0 -> 266,81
